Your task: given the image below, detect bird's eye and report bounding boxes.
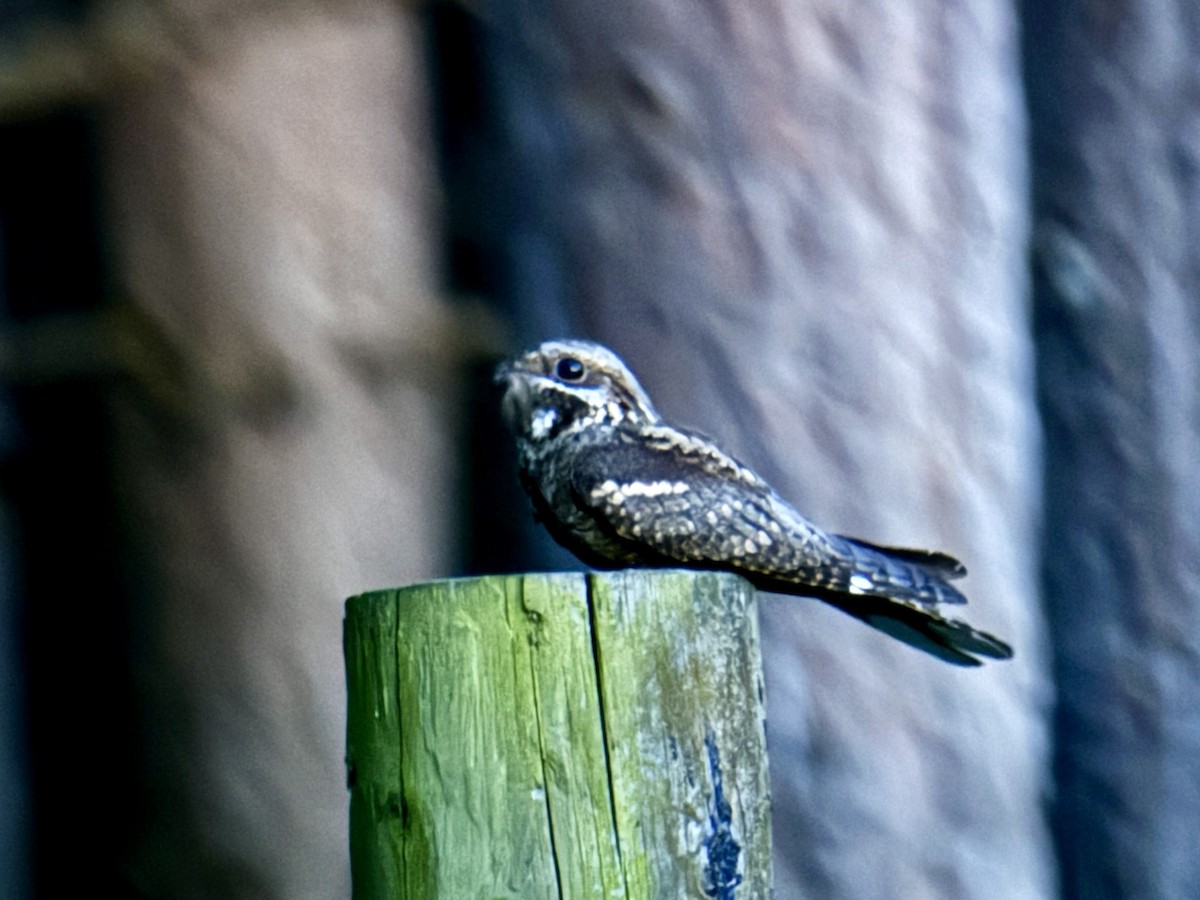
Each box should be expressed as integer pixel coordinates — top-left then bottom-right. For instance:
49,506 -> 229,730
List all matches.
555,357 -> 586,381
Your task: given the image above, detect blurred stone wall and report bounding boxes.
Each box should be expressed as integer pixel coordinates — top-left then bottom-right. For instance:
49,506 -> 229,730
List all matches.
1026,3 -> 1200,898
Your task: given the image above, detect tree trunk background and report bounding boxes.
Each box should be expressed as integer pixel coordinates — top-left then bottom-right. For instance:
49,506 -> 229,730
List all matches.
481,1 -> 1051,897
1025,3 -> 1200,898
101,3 -> 462,897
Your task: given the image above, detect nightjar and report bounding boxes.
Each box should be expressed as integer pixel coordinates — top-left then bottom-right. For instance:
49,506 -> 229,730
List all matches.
495,339 -> 1012,666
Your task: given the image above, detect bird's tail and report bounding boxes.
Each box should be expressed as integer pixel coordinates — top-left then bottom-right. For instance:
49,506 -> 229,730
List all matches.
832,535 -> 1011,665
823,591 -> 1013,666
752,534 -> 1013,666
832,535 -> 972,607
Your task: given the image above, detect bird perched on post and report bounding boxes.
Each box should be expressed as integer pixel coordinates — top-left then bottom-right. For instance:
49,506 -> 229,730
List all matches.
495,339 -> 1013,666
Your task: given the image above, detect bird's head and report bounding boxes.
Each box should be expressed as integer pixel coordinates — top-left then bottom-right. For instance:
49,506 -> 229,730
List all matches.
495,339 -> 661,443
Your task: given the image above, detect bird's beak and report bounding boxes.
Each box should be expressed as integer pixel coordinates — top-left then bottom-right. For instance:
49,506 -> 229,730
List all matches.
493,359 -> 515,385
494,359 -> 533,434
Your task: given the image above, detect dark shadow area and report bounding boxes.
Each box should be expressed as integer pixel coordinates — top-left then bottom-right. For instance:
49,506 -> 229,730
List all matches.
0,109 -> 140,897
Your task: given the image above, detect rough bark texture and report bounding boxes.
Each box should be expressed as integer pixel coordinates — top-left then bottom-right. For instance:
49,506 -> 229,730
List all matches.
101,4 -> 456,897
1025,4 -> 1200,898
346,571 -> 769,899
484,1 -> 1052,897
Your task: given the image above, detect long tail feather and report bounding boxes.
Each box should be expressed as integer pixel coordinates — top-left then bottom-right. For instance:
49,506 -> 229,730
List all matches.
747,567 -> 1013,666
826,592 -> 1013,666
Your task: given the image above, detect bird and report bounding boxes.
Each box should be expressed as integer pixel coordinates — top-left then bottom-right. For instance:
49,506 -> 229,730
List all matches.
494,338 -> 1013,666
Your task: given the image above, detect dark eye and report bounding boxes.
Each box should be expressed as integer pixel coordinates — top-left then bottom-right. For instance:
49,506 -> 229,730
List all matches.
555,357 -> 586,381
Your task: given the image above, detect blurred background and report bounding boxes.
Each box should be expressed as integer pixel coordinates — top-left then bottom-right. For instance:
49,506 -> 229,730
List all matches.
1,1 -> 1197,898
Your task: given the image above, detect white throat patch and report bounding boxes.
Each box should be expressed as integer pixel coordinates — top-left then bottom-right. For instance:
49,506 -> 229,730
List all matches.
530,406 -> 559,440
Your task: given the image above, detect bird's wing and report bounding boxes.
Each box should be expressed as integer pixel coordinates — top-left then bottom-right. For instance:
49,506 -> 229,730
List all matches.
838,536 -> 967,580
568,434 -> 1012,666
567,432 -> 832,575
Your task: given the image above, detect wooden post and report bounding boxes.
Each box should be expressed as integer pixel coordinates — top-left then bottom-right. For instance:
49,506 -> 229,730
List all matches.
344,570 -> 770,898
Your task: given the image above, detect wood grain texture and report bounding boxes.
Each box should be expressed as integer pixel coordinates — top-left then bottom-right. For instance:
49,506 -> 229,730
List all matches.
591,571 -> 771,899
345,570 -> 769,899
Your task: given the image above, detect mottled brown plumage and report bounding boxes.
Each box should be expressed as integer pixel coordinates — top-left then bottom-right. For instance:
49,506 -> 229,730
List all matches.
496,339 -> 1012,666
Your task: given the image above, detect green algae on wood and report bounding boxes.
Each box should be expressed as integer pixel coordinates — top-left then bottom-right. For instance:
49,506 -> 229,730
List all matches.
344,570 -> 771,899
